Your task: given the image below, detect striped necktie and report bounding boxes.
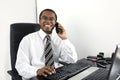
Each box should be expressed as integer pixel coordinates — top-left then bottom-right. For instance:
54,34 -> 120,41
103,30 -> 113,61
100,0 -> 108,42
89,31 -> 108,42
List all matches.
44,35 -> 54,66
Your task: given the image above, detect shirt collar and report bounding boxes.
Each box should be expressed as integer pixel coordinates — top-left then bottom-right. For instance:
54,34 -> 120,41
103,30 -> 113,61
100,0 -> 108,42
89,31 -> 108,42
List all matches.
38,29 -> 53,41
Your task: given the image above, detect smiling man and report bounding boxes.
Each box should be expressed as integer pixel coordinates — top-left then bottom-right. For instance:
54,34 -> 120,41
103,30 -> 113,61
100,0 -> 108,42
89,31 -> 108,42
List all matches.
15,9 -> 77,80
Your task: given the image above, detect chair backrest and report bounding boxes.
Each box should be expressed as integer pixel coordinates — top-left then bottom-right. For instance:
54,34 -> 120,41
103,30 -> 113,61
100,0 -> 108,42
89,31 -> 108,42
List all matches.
10,23 -> 40,73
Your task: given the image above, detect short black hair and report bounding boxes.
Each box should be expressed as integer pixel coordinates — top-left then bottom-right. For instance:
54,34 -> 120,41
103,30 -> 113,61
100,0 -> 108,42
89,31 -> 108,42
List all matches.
39,9 -> 57,21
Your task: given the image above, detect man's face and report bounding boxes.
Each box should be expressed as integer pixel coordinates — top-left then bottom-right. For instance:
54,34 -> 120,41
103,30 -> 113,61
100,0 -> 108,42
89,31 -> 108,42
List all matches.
39,11 -> 56,34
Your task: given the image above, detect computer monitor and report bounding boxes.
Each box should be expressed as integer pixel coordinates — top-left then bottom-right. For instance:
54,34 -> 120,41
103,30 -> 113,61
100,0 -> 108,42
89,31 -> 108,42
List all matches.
108,44 -> 120,80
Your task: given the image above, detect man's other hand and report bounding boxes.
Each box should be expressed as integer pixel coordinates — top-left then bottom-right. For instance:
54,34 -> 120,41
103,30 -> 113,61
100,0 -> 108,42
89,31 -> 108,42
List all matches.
37,66 -> 56,77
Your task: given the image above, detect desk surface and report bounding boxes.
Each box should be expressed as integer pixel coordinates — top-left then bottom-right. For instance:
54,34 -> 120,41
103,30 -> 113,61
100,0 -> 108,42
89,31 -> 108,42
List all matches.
68,67 -> 99,80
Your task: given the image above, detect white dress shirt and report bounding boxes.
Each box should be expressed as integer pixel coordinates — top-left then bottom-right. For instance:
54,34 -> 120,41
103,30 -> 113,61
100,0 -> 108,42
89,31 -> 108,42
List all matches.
15,29 -> 78,80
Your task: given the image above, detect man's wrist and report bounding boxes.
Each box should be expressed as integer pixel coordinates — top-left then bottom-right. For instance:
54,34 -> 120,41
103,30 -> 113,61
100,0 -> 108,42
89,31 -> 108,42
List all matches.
36,69 -> 39,75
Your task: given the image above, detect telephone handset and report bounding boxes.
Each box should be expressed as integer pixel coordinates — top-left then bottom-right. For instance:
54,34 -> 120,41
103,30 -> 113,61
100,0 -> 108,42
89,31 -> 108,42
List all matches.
55,22 -> 63,34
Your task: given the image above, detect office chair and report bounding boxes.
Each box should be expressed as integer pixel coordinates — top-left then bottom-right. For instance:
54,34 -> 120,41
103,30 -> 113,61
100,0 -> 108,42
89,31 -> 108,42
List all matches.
7,23 -> 40,80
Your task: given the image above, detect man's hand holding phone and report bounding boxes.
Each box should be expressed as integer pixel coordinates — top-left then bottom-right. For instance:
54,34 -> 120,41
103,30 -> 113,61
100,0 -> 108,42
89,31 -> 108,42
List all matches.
55,22 -> 67,40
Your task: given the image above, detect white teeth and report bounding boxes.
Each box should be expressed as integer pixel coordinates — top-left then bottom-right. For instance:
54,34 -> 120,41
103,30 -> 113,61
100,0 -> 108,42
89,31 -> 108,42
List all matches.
45,25 -> 50,27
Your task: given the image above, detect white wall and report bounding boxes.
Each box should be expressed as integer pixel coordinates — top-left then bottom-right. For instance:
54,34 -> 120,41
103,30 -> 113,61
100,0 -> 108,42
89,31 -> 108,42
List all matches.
1,0 -> 120,79
37,0 -> 120,59
0,0 -> 36,80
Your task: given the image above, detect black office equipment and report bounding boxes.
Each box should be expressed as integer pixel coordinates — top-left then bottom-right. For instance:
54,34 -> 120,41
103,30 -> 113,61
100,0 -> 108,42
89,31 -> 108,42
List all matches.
87,52 -> 112,68
45,58 -> 94,80
82,44 -> 120,80
7,23 -> 40,80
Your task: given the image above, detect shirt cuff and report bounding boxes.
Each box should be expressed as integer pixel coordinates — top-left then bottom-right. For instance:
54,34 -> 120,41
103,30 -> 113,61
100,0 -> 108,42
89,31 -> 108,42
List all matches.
31,67 -> 40,77
62,39 -> 72,46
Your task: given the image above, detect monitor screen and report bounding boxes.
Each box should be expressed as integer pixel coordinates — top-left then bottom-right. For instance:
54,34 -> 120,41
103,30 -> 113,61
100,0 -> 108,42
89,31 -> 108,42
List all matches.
108,45 -> 120,80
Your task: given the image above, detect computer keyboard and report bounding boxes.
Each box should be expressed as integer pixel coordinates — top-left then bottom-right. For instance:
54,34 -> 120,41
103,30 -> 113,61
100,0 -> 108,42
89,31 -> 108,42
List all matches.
82,68 -> 109,80
45,58 -> 93,80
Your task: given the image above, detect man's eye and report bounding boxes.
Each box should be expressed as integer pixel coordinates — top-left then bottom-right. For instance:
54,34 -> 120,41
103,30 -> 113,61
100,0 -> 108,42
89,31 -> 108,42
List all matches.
42,17 -> 47,20
50,18 -> 55,21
